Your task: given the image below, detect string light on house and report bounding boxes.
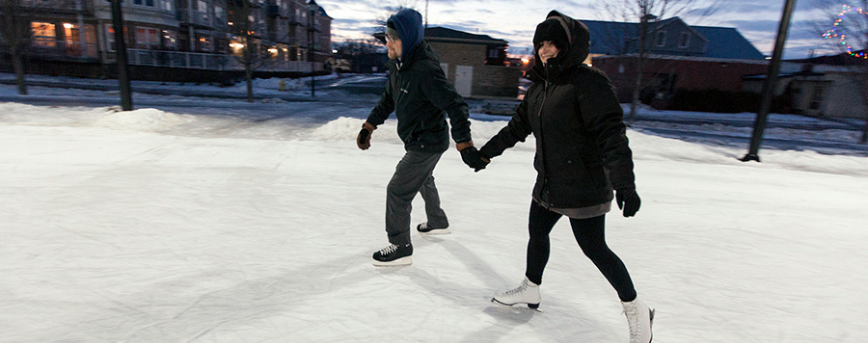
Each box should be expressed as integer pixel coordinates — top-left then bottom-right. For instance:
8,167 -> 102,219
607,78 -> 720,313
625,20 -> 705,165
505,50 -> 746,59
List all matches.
822,5 -> 868,58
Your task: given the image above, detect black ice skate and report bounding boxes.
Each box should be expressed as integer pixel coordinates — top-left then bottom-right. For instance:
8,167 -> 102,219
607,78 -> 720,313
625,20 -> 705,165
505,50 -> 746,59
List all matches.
372,243 -> 413,267
417,222 -> 451,235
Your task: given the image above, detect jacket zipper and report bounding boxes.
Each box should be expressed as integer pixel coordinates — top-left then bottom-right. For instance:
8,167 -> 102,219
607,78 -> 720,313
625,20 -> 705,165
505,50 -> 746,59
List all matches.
538,66 -> 550,206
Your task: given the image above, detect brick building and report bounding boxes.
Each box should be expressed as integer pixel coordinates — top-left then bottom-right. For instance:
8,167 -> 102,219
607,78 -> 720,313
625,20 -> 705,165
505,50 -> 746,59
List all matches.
581,16 -> 768,107
377,26 -> 522,99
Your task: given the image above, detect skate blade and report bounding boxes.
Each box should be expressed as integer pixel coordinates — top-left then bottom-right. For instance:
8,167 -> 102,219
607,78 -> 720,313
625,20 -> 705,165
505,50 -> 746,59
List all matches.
372,256 -> 412,267
490,298 -> 543,312
418,228 -> 451,235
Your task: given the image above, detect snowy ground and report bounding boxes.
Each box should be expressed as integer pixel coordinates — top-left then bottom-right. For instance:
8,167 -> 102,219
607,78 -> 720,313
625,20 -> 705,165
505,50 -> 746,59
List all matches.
1,80 -> 867,342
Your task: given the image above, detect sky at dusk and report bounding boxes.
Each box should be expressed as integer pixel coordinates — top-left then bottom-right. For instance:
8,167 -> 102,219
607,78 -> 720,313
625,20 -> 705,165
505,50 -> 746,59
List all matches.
316,0 -> 859,59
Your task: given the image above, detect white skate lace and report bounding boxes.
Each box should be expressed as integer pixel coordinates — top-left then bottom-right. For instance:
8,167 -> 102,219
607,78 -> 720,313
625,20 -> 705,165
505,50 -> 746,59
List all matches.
624,306 -> 642,341
503,283 -> 528,295
378,244 -> 398,256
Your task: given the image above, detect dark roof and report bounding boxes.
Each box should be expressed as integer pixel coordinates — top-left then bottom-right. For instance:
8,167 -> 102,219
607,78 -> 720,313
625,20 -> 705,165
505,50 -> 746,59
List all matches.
580,17 -> 765,60
424,27 -> 508,46
309,0 -> 331,19
692,26 -> 765,60
786,51 -> 868,66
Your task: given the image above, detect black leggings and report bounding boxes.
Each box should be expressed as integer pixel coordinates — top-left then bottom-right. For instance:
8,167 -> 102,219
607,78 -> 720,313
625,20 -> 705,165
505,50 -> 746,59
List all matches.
525,200 -> 637,302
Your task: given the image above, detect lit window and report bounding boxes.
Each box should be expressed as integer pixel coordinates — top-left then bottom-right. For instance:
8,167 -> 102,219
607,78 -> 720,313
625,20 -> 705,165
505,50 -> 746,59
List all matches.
31,22 -> 57,48
136,27 -> 159,49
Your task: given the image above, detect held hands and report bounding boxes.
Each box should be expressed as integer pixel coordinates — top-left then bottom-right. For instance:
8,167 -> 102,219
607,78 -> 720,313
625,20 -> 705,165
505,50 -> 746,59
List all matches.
615,187 -> 641,217
357,122 -> 376,150
457,142 -> 490,172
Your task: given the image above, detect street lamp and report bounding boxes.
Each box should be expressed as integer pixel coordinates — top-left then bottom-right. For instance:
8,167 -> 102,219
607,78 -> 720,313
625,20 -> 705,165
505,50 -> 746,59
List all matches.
741,0 -> 797,162
308,0 -> 317,97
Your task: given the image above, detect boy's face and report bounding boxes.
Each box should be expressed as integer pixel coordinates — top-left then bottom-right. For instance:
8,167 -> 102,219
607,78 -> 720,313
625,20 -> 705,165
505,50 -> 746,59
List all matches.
386,35 -> 403,60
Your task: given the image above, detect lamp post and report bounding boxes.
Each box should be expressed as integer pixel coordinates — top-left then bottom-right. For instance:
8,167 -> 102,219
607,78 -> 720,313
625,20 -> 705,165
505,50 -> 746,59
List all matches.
110,0 -> 132,111
308,0 -> 317,97
741,0 -> 797,162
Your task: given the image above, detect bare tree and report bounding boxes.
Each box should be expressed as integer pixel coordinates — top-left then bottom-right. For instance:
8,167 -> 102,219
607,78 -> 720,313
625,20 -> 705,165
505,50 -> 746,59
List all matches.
812,0 -> 868,144
229,0 -> 267,102
593,0 -> 721,122
1,0 -> 33,95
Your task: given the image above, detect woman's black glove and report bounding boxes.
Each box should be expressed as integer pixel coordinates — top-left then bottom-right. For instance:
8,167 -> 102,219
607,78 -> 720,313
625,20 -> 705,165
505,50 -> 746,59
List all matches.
616,187 -> 641,217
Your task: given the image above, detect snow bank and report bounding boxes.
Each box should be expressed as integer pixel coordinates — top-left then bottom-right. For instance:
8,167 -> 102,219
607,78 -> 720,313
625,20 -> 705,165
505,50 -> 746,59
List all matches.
94,108 -> 196,132
308,116 -> 401,144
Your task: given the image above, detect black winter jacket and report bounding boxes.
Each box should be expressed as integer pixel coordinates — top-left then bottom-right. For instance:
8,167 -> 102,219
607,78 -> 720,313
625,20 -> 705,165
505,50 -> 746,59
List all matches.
366,39 -> 472,153
480,11 -> 636,209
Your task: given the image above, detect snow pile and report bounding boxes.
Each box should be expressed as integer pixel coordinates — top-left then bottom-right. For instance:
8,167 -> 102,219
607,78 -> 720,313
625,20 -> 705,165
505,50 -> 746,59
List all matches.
94,108 -> 196,132
308,116 -> 401,143
0,102 -> 110,127
252,77 -> 304,90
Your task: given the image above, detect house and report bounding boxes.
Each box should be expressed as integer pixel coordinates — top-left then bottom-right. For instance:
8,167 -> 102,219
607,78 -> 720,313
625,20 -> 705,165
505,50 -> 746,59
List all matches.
375,26 -> 522,99
741,54 -> 868,119
0,0 -> 330,82
581,16 -> 769,107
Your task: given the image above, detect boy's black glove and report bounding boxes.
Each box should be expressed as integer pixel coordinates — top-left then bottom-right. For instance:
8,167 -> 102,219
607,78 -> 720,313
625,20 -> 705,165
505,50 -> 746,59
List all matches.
459,146 -> 490,172
616,187 -> 641,217
357,122 -> 376,150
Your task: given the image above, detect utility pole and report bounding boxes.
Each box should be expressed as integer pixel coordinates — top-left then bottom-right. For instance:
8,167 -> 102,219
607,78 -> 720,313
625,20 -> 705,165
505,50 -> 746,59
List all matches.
425,0 -> 429,28
309,0 -> 317,97
741,0 -> 797,162
110,0 -> 133,111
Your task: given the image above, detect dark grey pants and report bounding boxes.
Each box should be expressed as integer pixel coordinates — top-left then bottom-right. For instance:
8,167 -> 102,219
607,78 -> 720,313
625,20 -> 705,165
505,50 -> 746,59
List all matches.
385,150 -> 449,246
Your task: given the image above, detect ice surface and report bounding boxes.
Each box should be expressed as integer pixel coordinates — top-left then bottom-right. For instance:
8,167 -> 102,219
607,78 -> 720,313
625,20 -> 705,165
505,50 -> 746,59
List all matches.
1,84 -> 866,342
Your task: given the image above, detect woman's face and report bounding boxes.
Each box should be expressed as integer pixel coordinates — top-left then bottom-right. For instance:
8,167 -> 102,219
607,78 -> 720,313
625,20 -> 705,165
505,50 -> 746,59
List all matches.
538,41 -> 560,65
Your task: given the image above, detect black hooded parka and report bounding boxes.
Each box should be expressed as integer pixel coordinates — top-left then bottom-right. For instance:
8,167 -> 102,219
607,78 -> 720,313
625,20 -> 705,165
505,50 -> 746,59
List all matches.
480,11 -> 636,209
366,9 -> 472,153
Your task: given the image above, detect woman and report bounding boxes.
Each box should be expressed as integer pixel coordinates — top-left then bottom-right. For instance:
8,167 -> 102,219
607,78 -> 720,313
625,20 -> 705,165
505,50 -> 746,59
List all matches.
469,10 -> 653,343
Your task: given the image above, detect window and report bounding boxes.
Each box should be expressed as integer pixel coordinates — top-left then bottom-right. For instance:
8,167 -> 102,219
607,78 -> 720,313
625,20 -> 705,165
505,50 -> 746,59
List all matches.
809,86 -> 825,110
106,24 -> 118,51
215,5 -> 225,22
31,22 -> 56,48
198,0 -> 210,22
136,27 -> 159,49
654,31 -> 667,47
62,23 -> 81,51
162,29 -> 177,49
163,0 -> 172,11
678,32 -> 691,48
197,36 -> 212,52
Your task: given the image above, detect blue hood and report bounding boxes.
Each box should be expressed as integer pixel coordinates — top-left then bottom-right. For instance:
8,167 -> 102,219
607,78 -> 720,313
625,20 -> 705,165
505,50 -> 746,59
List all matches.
387,9 -> 424,64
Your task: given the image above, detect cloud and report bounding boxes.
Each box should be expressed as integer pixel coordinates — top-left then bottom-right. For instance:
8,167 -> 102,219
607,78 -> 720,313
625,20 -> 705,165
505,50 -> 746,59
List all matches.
720,19 -> 780,32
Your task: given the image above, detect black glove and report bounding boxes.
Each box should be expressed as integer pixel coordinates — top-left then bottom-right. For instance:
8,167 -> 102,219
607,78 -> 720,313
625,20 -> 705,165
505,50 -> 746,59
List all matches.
460,147 -> 489,172
616,187 -> 641,217
357,122 -> 375,150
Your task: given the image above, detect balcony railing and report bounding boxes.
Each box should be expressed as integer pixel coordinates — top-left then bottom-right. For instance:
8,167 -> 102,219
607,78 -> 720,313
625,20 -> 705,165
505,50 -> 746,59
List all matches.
126,49 -> 323,72
128,49 -> 237,70
177,9 -> 214,28
30,39 -> 99,59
